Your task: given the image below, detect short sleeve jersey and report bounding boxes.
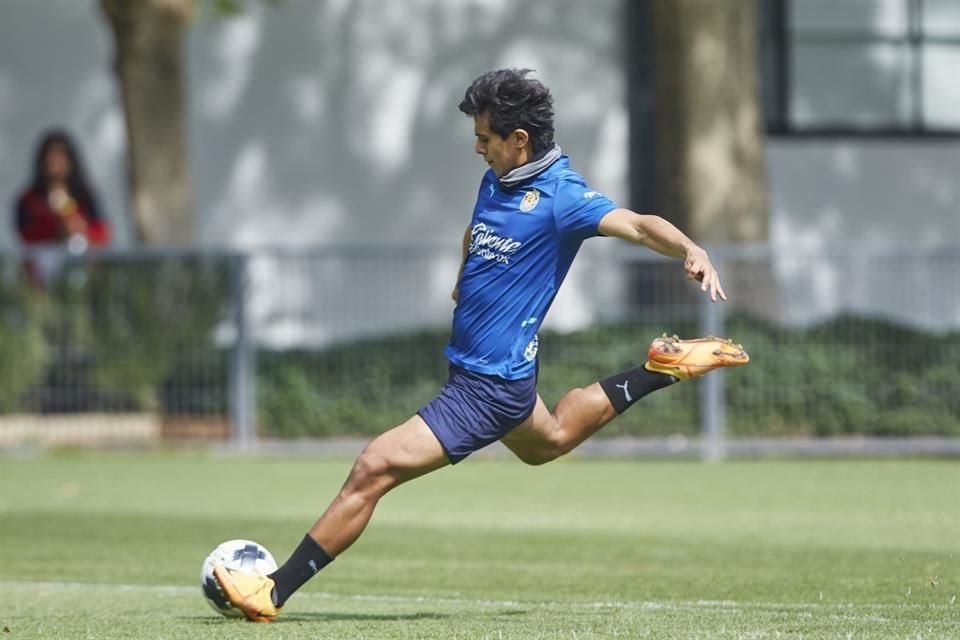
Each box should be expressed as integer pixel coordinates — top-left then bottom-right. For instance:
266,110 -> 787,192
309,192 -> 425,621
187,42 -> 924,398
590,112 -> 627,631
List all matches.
445,155 -> 617,379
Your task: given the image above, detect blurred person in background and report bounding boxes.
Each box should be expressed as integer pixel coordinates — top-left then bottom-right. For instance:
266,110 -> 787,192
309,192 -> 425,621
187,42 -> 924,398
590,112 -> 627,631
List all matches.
213,69 -> 749,622
12,129 -> 111,284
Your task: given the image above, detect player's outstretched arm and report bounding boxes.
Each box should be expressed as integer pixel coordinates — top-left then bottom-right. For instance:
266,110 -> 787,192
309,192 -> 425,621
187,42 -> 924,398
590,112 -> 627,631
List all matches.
598,208 -> 726,302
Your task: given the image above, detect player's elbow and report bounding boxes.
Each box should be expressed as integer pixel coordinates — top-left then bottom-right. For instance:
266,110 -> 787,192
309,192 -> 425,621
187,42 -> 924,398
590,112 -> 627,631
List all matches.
601,210 -> 651,245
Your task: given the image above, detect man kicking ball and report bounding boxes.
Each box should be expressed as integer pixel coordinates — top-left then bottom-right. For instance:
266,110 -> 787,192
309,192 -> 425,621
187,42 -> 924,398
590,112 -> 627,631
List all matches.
214,68 -> 749,622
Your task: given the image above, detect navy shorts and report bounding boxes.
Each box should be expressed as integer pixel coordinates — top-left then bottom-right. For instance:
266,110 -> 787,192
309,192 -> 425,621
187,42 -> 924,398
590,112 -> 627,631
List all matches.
418,364 -> 538,464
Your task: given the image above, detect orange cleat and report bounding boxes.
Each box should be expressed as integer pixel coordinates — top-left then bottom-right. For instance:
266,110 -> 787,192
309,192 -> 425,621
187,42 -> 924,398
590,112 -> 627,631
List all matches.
212,565 -> 281,622
644,334 -> 749,381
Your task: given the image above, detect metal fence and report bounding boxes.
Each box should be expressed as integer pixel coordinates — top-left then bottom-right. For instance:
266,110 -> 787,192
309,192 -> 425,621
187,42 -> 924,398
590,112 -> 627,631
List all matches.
1,244 -> 958,457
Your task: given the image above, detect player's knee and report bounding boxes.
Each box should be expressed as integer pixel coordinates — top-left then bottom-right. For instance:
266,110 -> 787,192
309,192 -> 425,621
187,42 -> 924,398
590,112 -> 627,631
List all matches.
512,419 -> 573,466
514,449 -> 556,466
344,445 -> 394,496
513,440 -> 567,466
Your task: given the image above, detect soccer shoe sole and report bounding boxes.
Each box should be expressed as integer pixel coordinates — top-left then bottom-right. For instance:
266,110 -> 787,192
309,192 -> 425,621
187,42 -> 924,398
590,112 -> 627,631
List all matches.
644,334 -> 749,380
212,565 -> 278,623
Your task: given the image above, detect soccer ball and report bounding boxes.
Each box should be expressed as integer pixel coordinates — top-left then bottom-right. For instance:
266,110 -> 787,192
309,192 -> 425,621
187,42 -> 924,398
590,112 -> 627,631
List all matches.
200,539 -> 278,617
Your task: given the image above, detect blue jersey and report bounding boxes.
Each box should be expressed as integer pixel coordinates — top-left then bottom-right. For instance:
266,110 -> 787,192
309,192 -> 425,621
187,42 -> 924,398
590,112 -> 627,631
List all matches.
445,156 -> 617,379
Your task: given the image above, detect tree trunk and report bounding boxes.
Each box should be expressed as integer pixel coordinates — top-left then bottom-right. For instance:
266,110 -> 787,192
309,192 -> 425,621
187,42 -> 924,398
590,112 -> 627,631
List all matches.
652,0 -> 779,321
652,0 -> 768,243
101,0 -> 194,245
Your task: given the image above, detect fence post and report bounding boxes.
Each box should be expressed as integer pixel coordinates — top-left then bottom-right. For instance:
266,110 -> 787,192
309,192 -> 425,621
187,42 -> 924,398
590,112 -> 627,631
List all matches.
699,255 -> 727,462
229,252 -> 256,450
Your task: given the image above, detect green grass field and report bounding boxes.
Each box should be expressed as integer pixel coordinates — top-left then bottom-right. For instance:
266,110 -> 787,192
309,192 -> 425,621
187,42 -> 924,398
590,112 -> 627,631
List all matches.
0,453 -> 957,639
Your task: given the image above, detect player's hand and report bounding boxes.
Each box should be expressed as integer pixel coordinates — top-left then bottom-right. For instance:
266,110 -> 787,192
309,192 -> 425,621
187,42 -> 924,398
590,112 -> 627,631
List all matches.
684,246 -> 726,302
451,286 -> 459,303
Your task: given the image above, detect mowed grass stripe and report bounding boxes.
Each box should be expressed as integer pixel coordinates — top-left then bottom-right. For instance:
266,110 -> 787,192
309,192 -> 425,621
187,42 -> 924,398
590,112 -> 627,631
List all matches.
2,510 -> 953,607
0,455 -> 957,639
2,580 -> 957,639
1,578 -> 956,612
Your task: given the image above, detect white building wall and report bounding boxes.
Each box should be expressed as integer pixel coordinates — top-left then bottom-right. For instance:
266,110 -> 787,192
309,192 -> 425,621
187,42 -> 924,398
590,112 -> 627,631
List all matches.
0,0 -> 957,338
768,140 -> 960,248
0,0 -> 128,248
766,139 -> 960,330
0,0 -> 626,250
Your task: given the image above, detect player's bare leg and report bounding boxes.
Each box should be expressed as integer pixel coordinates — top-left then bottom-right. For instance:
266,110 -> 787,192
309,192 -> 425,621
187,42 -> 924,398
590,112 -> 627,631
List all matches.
307,415 -> 449,555
501,388 -> 616,465
214,415 -> 448,621
502,335 -> 748,465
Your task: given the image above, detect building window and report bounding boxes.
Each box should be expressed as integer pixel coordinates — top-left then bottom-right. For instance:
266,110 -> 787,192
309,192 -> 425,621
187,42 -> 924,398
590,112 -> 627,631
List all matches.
762,0 -> 960,135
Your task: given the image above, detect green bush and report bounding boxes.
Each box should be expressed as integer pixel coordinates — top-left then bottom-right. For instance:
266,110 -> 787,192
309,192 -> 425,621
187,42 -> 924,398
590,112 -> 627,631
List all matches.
258,331 -> 449,437
0,256 -> 232,415
4,258 -> 956,441
0,270 -> 49,411
724,315 -> 960,436
84,256 -> 231,411
256,315 -> 960,438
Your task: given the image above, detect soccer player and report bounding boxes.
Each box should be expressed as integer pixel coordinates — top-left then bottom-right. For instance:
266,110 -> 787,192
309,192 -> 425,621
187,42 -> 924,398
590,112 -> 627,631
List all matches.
213,68 -> 749,622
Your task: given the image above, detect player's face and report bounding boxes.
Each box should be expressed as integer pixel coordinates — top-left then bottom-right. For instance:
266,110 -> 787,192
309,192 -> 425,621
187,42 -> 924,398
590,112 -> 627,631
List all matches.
473,114 -> 527,178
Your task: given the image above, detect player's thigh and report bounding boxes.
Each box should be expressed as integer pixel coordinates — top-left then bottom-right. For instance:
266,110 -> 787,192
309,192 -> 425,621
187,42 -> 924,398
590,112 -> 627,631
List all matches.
499,395 -> 560,454
362,414 -> 450,484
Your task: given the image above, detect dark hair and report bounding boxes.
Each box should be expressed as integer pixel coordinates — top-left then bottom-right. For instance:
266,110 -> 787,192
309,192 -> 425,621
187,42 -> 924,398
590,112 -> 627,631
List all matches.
458,69 -> 555,156
31,129 -> 94,202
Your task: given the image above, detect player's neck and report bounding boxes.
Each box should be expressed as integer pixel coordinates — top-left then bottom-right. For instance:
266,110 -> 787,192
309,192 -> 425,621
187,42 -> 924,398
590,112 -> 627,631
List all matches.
515,147 -> 533,169
498,144 -> 562,187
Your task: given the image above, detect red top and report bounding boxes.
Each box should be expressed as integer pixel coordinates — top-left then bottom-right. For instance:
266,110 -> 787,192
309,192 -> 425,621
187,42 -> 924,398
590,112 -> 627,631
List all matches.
15,187 -> 110,246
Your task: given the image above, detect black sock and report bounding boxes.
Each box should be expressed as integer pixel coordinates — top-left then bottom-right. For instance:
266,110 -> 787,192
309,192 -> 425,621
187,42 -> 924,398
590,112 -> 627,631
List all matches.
599,365 -> 677,414
268,534 -> 334,607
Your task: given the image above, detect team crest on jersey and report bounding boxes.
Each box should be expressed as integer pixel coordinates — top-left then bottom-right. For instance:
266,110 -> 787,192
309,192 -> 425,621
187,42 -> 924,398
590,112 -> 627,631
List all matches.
519,189 -> 540,212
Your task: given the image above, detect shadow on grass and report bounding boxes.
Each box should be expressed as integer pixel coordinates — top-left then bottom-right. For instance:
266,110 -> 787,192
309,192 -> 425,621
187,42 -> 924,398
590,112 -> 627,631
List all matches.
281,609 -> 534,623
186,609 -> 530,624
272,612 -> 452,623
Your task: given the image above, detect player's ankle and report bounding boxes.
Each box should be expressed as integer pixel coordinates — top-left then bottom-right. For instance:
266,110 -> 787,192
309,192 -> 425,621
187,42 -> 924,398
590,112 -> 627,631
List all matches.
269,534 -> 335,607
599,365 -> 677,414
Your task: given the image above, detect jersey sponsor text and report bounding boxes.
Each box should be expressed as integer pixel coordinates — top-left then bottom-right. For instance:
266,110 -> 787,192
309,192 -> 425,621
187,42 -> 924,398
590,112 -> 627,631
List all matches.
469,222 -> 523,264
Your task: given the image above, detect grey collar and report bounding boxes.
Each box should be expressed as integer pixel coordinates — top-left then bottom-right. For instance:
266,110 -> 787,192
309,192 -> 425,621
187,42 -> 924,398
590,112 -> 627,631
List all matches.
498,144 -> 562,188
